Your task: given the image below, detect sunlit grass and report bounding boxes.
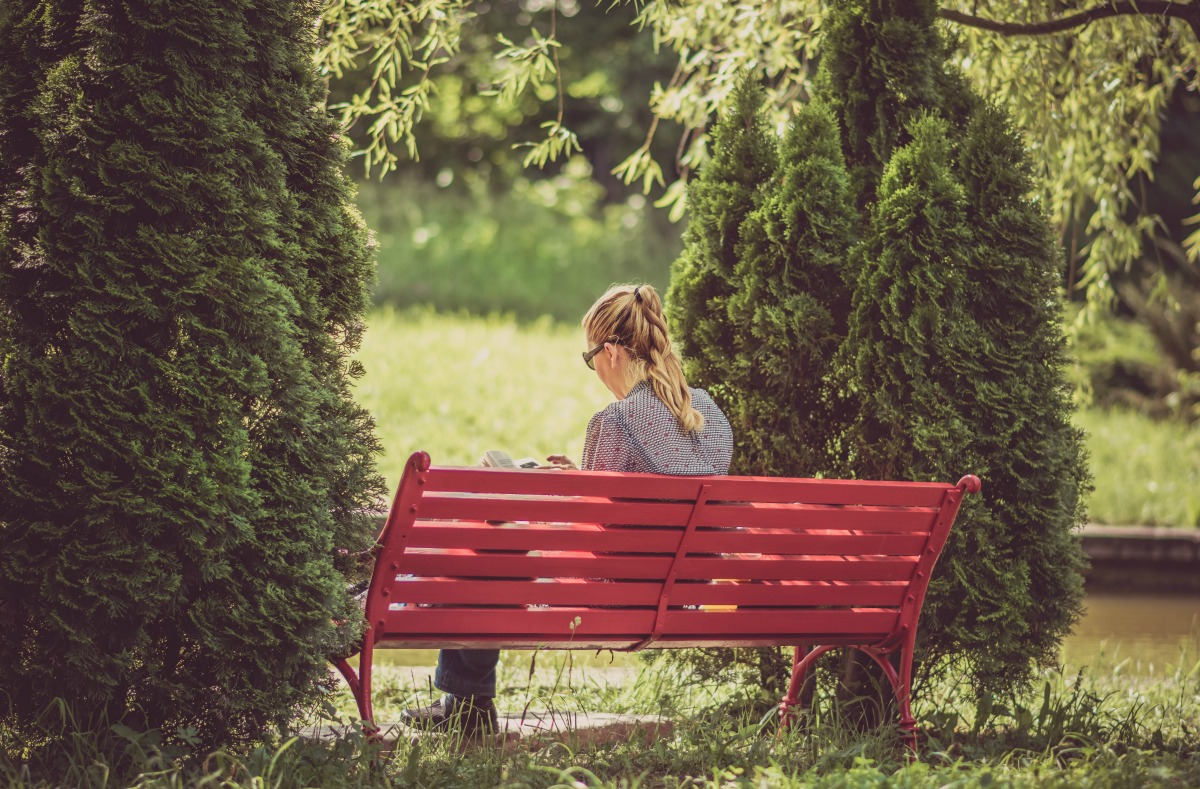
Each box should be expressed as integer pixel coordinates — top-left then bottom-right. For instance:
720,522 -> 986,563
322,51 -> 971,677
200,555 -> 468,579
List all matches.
356,307 -> 612,492
357,309 -> 1200,527
1074,407 -> 1200,526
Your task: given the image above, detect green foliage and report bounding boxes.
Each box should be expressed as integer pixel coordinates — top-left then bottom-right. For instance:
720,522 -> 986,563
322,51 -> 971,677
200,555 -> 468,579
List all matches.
359,164 -> 680,322
930,103 -> 1089,685
816,0 -> 974,205
662,1 -> 1089,703
666,78 -> 777,407
841,106 -> 1089,693
0,0 -> 383,752
726,100 -> 856,477
842,114 -> 974,480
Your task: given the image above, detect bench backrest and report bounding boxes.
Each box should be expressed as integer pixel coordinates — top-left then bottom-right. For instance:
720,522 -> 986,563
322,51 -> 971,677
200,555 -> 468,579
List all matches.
364,452 -> 978,651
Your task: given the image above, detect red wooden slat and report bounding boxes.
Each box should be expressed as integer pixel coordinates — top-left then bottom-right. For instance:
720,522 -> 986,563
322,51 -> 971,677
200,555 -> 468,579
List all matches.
699,477 -> 950,507
415,497 -> 940,534
397,552 -> 673,579
393,552 -> 917,583
385,578 -> 663,607
422,466 -> 952,508
408,523 -> 678,552
686,531 -> 928,555
674,556 -> 918,582
668,581 -> 907,608
417,495 -> 696,526
657,608 -> 898,637
379,578 -> 907,608
693,503 -> 939,532
383,607 -> 656,636
405,524 -> 929,556
377,637 -> 648,650
376,635 -> 887,649
380,607 -> 896,639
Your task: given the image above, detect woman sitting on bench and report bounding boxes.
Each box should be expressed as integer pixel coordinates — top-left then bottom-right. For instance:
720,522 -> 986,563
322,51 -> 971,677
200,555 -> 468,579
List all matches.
401,283 -> 734,736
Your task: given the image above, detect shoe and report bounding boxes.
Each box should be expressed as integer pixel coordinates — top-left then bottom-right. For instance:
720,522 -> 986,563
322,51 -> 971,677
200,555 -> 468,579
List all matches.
401,693 -> 498,736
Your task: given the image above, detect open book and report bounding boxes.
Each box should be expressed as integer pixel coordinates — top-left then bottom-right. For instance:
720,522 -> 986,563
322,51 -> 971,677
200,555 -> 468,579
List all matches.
479,450 -> 540,469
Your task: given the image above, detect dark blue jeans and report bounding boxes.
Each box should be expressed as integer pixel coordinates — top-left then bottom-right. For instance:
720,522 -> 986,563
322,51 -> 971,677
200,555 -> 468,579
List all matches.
435,649 -> 499,697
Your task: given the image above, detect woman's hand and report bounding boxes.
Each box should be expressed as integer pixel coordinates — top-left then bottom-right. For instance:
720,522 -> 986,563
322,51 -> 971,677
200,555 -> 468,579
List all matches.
543,454 -> 579,470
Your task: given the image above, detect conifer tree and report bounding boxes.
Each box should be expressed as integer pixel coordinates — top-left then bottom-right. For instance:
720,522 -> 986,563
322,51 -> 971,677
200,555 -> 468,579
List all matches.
841,107 -> 1089,694
844,114 -> 974,486
664,0 -> 1089,703
727,101 -> 857,478
922,103 -> 1089,686
667,78 -> 776,411
0,0 -> 382,750
821,0 -> 1088,697
816,0 -> 976,205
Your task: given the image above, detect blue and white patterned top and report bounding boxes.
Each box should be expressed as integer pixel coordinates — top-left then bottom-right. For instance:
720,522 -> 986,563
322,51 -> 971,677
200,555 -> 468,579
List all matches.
581,380 -> 733,475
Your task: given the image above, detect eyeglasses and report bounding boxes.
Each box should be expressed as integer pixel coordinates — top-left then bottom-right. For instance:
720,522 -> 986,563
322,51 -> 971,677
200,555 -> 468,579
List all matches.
582,336 -> 619,370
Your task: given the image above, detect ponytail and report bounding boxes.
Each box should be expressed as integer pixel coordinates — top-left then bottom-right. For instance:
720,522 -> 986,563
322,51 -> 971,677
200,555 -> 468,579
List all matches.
582,284 -> 705,433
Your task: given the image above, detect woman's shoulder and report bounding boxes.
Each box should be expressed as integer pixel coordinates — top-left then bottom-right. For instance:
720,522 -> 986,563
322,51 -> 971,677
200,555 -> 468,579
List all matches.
689,386 -> 724,413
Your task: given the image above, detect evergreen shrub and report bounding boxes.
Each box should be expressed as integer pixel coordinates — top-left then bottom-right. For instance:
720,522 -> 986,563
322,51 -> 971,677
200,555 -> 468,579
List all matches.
664,0 -> 1089,702
667,78 -> 777,406
0,0 -> 383,754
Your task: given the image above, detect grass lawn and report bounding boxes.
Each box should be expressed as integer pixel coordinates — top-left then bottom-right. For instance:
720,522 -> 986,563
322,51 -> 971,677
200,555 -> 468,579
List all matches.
357,308 -> 1200,527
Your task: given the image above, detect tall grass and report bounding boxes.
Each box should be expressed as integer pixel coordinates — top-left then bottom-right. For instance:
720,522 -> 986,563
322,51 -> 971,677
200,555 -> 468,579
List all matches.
356,309 -> 1200,527
1073,407 -> 1200,526
356,307 -> 612,488
7,640 -> 1197,787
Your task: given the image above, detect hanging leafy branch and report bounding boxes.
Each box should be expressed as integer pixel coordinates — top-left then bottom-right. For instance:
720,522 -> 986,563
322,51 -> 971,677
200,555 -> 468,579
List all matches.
318,0 -> 577,175
940,1 -> 1200,37
316,0 -> 1200,300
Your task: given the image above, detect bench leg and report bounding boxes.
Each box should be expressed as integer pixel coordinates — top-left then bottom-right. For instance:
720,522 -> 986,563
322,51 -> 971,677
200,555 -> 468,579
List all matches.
858,645 -> 917,753
356,637 -> 379,735
332,640 -> 378,737
896,632 -> 918,753
778,645 -> 831,728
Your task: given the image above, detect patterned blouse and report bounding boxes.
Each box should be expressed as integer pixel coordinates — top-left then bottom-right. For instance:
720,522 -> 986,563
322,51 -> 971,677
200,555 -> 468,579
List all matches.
581,380 -> 733,475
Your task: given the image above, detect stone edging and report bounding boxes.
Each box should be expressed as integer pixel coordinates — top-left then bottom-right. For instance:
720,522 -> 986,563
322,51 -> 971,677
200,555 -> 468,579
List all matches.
1080,524 -> 1200,592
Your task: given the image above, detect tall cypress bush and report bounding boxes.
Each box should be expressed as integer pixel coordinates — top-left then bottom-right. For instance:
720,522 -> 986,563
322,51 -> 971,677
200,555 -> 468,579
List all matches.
922,103 -> 1088,686
842,114 -> 974,484
822,0 -> 1089,694
667,78 -> 776,411
817,0 -> 975,206
727,101 -> 857,478
0,0 -> 382,751
665,0 -> 1088,703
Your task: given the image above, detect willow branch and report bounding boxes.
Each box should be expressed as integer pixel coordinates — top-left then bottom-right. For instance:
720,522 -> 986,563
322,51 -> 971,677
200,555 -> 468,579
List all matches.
939,1 -> 1200,38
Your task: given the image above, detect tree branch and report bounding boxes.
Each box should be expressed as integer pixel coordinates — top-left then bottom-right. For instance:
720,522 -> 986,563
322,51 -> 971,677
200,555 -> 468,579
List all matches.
939,1 -> 1200,38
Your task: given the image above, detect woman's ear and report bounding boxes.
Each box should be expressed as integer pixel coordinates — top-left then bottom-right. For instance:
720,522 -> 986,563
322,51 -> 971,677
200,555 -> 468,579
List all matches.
604,342 -> 623,367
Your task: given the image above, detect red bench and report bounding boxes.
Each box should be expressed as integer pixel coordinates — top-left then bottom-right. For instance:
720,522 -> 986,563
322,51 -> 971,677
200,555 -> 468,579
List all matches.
334,451 -> 980,744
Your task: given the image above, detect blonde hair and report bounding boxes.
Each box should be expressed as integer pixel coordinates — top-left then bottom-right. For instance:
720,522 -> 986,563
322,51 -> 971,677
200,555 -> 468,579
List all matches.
582,284 -> 705,433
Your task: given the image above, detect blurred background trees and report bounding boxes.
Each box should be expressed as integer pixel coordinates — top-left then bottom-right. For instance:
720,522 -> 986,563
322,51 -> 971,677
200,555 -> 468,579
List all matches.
321,0 -> 1200,418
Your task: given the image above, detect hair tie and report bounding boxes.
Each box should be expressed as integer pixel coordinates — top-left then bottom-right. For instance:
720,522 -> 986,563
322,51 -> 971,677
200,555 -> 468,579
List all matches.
633,286 -> 642,303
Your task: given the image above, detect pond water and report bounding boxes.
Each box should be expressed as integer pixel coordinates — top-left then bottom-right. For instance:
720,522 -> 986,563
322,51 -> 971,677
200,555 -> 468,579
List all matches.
1061,591 -> 1200,675
368,592 -> 1200,679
